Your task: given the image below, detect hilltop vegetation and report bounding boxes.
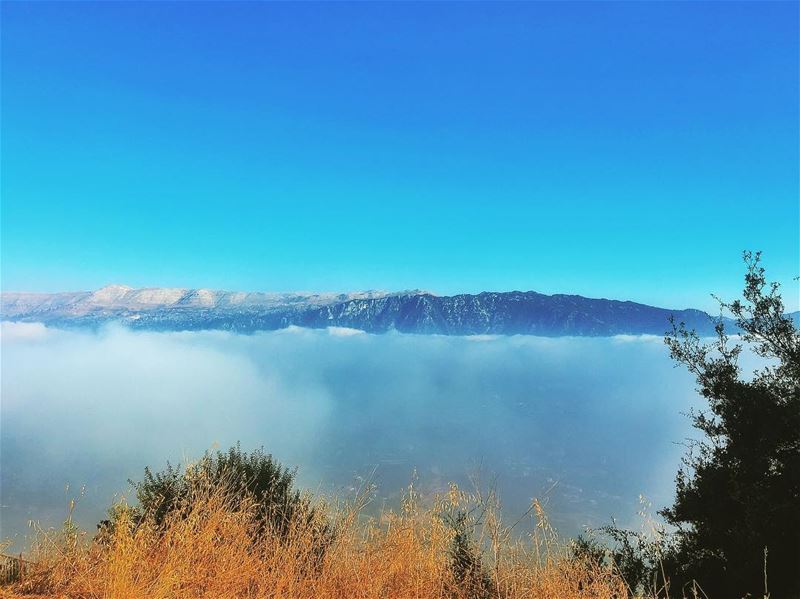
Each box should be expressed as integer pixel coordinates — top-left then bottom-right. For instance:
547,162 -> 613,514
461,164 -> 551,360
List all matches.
6,455 -> 628,599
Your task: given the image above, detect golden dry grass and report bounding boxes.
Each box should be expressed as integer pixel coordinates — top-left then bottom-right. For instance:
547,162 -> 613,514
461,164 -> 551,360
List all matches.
3,481 -> 628,599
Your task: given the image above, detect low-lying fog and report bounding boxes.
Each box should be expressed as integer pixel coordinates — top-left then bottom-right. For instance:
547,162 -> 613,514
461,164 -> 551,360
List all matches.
2,322 -> 703,547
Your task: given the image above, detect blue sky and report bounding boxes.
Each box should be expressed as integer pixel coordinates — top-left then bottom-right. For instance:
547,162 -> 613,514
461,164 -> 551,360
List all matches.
2,2 -> 798,310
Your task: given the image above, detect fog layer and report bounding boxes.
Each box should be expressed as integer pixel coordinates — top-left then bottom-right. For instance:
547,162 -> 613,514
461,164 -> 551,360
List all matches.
1,323 -> 700,546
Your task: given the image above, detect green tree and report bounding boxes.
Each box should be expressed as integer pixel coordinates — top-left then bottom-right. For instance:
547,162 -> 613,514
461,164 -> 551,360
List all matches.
662,251 -> 799,596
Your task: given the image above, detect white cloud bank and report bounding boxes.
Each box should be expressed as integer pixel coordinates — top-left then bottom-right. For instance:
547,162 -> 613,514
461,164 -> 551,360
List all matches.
1,323 -> 702,546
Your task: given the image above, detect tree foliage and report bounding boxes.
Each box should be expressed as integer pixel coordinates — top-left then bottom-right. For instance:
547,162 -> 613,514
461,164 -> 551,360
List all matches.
661,251 -> 799,596
574,253 -> 799,597
104,444 -> 319,542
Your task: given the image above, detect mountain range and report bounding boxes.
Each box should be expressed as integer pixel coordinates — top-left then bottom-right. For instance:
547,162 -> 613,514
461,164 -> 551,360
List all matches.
0,284 -> 762,337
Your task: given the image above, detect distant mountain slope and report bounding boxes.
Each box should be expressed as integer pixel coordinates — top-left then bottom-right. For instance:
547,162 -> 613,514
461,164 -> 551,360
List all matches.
0,285 -> 751,336
0,284 -> 401,314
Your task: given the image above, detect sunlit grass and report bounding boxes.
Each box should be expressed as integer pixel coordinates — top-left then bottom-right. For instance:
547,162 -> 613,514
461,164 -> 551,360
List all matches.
5,476 -> 628,599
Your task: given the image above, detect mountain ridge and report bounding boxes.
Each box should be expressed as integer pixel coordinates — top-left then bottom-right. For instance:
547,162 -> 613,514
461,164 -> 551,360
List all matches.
0,284 -> 760,337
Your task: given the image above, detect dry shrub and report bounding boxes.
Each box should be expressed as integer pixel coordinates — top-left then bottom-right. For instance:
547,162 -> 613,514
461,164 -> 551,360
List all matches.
4,478 -> 628,599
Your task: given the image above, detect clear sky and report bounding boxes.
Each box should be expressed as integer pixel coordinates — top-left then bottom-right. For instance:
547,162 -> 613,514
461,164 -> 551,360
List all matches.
2,1 -> 798,310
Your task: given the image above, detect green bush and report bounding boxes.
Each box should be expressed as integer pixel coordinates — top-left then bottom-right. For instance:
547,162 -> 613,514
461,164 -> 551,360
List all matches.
101,444 -> 324,543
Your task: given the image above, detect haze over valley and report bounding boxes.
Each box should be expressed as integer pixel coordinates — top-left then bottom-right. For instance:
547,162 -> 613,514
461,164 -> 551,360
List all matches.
1,320 -> 707,548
